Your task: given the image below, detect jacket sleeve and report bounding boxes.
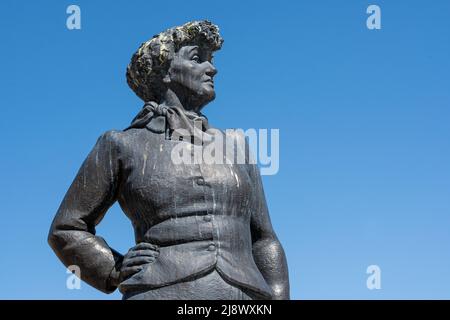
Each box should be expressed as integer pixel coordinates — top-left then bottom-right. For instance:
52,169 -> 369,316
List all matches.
48,131 -> 123,293
249,163 -> 290,300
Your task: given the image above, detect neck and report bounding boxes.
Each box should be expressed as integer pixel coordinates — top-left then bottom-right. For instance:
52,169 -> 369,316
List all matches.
160,87 -> 203,114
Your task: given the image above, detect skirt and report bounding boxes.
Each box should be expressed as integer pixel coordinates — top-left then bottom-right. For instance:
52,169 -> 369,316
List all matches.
122,270 -> 263,300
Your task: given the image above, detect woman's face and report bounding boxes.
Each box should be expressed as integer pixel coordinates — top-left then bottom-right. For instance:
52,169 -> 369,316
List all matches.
167,45 -> 217,108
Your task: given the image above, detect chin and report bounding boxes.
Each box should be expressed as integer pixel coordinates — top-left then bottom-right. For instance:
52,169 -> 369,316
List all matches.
206,92 -> 216,104
207,90 -> 216,101
196,98 -> 213,112
191,87 -> 216,109
199,89 -> 216,103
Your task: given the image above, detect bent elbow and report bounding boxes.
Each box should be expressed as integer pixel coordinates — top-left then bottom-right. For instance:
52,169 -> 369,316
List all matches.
47,219 -> 69,254
47,224 -> 61,252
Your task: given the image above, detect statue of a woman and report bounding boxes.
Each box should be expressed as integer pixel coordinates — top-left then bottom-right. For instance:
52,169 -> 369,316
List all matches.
48,20 -> 289,300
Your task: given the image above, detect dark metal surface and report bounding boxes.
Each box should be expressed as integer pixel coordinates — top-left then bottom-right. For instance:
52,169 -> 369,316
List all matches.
48,20 -> 289,300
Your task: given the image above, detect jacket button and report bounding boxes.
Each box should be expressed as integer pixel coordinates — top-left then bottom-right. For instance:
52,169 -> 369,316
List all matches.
203,215 -> 212,222
207,243 -> 216,251
196,177 -> 205,185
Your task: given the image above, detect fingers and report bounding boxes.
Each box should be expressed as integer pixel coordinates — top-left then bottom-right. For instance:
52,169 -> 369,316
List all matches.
124,249 -> 159,260
124,242 -> 159,259
132,242 -> 159,252
122,256 -> 156,268
120,266 -> 144,280
119,242 -> 160,282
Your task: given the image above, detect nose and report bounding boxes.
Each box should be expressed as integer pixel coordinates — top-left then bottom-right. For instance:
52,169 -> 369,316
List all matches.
205,61 -> 217,77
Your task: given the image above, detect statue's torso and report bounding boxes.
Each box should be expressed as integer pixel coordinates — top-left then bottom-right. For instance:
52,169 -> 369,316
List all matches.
112,128 -> 273,298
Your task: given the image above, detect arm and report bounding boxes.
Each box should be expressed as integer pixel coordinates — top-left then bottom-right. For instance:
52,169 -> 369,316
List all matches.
48,131 -> 123,293
249,164 -> 290,300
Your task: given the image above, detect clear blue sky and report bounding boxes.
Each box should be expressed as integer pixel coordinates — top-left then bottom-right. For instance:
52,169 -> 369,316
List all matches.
1,0 -> 449,299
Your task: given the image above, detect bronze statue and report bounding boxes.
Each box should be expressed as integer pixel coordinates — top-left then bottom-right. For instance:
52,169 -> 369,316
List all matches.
48,20 -> 289,300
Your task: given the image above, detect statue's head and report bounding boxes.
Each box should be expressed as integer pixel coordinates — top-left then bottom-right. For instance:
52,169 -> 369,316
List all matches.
127,20 -> 223,110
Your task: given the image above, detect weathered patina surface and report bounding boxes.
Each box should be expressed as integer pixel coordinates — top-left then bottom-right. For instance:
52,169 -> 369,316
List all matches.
48,20 -> 290,300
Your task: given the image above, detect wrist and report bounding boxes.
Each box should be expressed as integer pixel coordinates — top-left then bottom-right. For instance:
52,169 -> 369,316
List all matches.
106,255 -> 123,291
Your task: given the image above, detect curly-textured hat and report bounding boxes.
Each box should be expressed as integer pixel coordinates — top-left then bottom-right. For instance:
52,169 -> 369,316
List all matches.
126,20 -> 224,102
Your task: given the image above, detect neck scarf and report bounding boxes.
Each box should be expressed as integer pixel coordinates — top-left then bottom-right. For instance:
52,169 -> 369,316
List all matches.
125,101 -> 210,143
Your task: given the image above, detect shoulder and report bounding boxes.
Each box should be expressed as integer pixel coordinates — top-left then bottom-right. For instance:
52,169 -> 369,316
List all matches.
96,129 -> 126,148
97,128 -> 162,153
93,130 -> 135,157
97,127 -> 154,144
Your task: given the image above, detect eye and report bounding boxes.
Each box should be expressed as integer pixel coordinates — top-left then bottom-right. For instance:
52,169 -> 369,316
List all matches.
192,55 -> 200,63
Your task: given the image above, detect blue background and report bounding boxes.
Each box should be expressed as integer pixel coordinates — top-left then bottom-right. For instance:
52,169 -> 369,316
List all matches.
1,0 -> 449,299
